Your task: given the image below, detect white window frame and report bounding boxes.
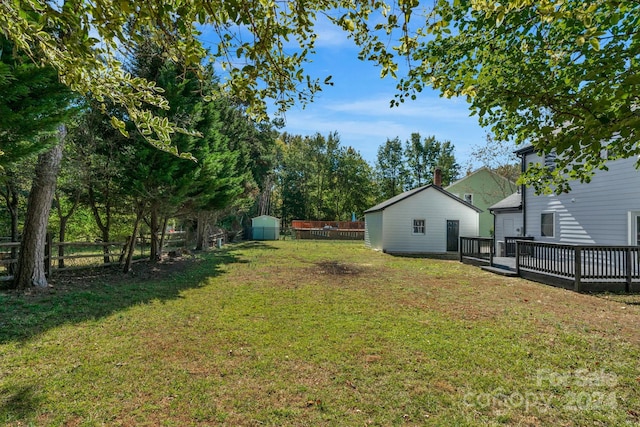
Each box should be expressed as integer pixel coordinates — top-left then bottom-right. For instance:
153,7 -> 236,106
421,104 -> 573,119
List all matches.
541,212 -> 555,237
463,193 -> 473,204
412,219 -> 426,235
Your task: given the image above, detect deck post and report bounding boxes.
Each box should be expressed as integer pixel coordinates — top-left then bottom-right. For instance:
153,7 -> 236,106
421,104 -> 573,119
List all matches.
625,248 -> 632,293
515,241 -> 520,276
574,246 -> 582,292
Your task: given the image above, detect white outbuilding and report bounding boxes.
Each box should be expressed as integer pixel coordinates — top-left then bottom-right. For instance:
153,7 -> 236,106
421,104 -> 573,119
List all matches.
364,184 -> 481,254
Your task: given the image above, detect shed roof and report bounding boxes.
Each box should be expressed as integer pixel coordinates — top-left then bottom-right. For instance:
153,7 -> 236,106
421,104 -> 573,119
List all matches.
364,184 -> 482,214
488,192 -> 522,211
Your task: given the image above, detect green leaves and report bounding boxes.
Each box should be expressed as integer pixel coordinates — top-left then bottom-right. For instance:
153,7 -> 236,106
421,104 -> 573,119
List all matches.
396,0 -> 640,191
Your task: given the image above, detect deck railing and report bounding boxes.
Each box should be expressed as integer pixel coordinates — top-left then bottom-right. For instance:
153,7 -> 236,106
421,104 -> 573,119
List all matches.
517,241 -> 640,292
504,236 -> 534,257
459,237 -> 494,265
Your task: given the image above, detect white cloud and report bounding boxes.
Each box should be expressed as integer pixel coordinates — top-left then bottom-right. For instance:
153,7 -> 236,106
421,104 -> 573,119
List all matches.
326,94 -> 474,121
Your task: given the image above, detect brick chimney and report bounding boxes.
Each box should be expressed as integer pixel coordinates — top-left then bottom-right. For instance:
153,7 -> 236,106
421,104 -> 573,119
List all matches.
434,167 -> 442,187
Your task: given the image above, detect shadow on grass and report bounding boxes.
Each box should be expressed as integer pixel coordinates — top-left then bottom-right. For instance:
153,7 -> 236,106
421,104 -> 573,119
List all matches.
0,385 -> 43,422
0,244 -> 255,345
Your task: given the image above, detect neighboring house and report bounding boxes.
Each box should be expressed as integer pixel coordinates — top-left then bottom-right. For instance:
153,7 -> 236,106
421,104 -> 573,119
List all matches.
364,178 -> 481,254
446,167 -> 518,237
491,146 -> 640,248
251,215 -> 280,240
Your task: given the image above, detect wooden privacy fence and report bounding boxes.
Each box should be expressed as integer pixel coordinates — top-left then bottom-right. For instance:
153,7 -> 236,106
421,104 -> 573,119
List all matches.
290,220 -> 365,240
517,241 -> 640,292
291,220 -> 365,230
294,229 -> 365,240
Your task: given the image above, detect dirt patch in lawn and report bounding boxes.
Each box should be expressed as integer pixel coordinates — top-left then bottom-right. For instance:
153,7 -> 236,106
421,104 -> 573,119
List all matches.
314,260 -> 363,275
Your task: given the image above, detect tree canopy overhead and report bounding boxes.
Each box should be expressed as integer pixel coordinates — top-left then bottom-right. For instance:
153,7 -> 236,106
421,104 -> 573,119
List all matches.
395,0 -> 640,193
0,0 -> 409,156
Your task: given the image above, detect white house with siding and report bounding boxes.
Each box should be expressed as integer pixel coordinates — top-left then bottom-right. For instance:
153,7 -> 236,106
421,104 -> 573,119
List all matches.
492,146 -> 640,247
364,184 -> 481,254
488,192 -> 524,255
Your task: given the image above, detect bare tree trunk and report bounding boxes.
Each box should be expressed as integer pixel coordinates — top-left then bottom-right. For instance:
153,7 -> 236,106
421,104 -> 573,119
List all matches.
15,135 -> 65,290
195,211 -> 211,251
149,204 -> 161,262
55,191 -> 80,269
87,185 -> 112,263
123,205 -> 145,273
159,216 -> 168,253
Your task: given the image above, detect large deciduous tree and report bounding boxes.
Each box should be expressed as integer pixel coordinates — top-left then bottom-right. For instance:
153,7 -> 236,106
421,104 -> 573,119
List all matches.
0,0 -> 413,155
396,0 -> 640,193
375,137 -> 407,200
404,133 -> 460,188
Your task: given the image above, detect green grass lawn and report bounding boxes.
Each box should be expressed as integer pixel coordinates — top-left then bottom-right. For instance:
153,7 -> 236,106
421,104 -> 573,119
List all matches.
1,240 -> 639,426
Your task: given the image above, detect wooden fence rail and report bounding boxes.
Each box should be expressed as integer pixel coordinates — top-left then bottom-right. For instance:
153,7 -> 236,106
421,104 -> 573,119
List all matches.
0,230 -> 226,280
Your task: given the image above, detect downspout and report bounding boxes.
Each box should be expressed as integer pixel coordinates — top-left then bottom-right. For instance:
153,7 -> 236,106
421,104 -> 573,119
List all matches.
490,208 -> 496,264
520,152 -> 527,236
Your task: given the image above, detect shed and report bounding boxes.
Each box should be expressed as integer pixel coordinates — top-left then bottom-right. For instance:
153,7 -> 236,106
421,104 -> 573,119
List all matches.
364,184 -> 481,254
251,215 -> 280,240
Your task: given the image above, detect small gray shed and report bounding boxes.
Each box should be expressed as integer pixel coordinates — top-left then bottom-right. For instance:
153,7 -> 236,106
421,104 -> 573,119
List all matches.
251,215 -> 280,240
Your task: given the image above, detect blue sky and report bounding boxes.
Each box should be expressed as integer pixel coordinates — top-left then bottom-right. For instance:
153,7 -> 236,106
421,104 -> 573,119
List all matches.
264,20 -> 489,169
203,17 -> 489,169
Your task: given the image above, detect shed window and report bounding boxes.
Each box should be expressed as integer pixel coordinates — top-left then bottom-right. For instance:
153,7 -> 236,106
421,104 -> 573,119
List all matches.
413,219 -> 425,235
541,213 -> 555,237
464,193 -> 473,204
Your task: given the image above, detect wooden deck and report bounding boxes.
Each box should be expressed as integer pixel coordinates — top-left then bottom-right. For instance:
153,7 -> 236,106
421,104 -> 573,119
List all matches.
461,238 -> 640,293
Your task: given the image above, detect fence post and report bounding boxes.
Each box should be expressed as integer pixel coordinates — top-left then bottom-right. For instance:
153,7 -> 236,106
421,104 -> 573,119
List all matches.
515,241 -> 520,276
574,246 -> 582,292
44,232 -> 52,277
625,248 -> 632,293
459,237 -> 463,262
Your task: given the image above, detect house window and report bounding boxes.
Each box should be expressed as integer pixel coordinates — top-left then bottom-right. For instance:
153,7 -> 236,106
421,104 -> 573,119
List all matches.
541,212 -> 555,237
631,213 -> 640,246
464,193 -> 473,204
413,219 -> 425,235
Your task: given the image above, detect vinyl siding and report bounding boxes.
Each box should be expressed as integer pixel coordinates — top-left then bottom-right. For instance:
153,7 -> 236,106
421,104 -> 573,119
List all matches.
364,211 -> 383,249
380,188 -> 479,253
493,212 -> 524,254
524,154 -> 640,245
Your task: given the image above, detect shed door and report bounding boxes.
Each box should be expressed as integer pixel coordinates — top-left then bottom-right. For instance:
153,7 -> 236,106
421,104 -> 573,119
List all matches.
446,220 -> 460,252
